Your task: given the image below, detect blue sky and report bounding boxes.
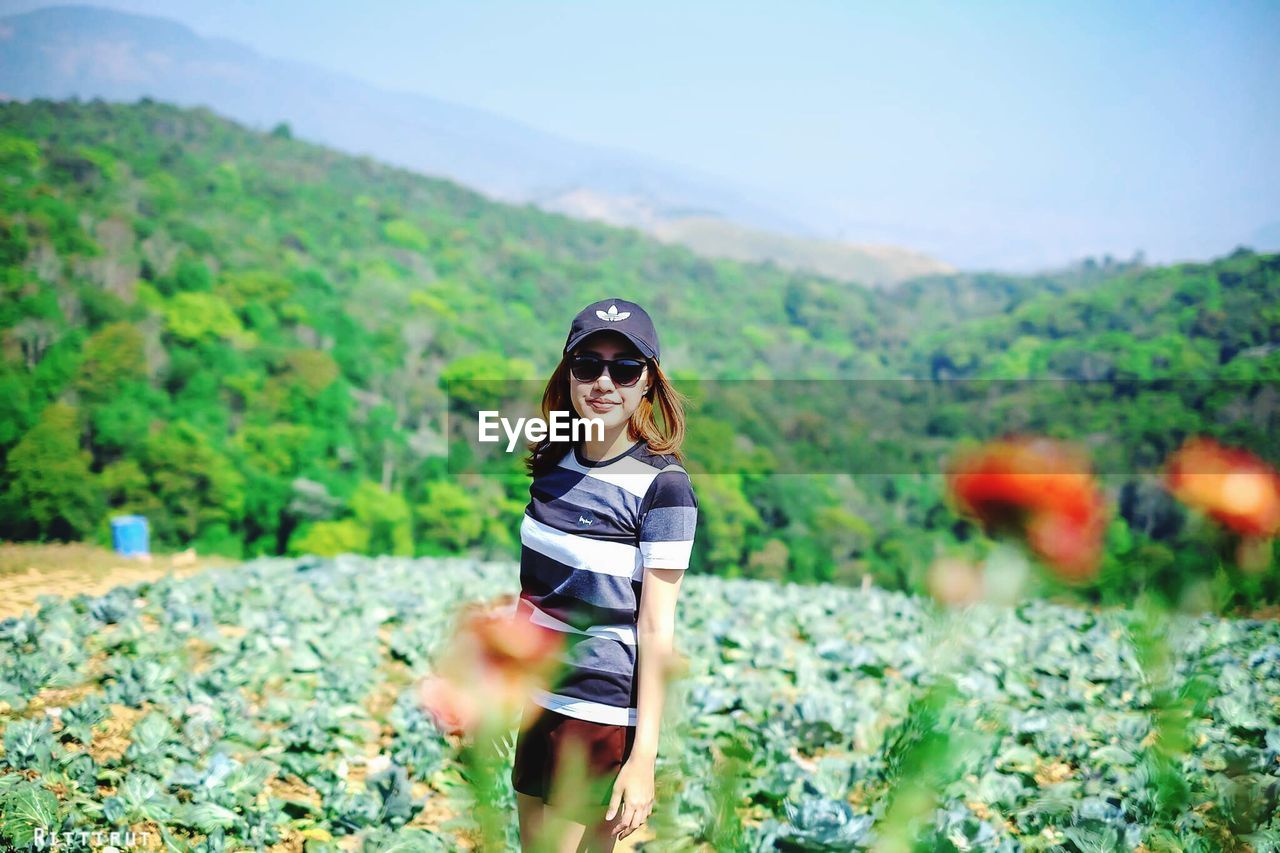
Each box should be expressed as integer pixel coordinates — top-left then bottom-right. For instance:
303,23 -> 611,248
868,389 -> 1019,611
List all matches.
4,0 -> 1278,268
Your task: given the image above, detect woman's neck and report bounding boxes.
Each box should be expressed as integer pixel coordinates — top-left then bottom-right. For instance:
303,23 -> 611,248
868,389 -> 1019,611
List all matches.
579,426 -> 637,463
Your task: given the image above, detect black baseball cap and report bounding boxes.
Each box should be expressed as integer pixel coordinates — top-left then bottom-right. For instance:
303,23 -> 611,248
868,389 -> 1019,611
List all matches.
563,298 -> 661,363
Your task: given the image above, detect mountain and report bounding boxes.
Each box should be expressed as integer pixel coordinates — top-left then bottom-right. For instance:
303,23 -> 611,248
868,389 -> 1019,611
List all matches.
0,3 -> 947,286
649,215 -> 952,288
2,98 -> 1275,579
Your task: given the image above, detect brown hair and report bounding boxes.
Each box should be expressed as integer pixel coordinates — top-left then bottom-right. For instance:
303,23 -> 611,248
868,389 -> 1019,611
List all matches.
524,352 -> 688,478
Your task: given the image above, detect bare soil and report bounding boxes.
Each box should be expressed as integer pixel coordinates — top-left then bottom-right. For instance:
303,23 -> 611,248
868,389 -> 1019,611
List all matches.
0,542 -> 236,620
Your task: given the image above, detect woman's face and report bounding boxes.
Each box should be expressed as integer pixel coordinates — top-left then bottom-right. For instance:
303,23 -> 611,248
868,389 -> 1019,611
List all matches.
568,332 -> 652,432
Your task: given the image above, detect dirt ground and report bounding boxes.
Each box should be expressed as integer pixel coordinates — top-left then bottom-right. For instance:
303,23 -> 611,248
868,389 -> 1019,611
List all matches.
0,541 -> 238,620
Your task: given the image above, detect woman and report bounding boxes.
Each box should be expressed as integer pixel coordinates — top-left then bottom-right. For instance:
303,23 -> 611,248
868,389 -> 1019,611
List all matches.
510,297 -> 699,851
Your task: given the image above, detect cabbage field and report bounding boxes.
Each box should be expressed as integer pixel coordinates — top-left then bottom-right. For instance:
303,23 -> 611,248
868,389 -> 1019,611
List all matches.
2,555 -> 1279,851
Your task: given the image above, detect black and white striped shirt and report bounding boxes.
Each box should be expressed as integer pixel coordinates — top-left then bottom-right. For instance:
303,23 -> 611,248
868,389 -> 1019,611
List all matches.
516,439 -> 698,726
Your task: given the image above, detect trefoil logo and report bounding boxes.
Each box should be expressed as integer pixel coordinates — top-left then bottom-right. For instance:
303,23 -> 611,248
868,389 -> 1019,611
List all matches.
595,304 -> 631,322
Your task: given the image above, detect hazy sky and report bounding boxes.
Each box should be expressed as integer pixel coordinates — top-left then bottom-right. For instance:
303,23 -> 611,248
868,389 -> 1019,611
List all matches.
4,0 -> 1279,269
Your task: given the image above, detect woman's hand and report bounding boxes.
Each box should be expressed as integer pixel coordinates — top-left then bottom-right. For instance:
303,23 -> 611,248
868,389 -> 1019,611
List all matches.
605,755 -> 655,840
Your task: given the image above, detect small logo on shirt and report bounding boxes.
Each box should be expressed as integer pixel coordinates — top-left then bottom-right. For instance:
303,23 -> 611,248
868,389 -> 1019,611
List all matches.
595,304 -> 631,322
577,513 -> 595,527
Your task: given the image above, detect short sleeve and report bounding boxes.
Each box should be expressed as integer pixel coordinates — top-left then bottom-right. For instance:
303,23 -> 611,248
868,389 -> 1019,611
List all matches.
639,467 -> 699,570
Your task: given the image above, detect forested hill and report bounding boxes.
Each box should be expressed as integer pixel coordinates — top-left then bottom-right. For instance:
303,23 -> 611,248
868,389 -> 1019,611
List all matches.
1,98 -> 1149,382
1,99 -> 1277,603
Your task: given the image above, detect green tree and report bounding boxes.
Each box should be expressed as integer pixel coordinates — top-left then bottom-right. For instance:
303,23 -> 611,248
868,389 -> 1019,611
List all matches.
290,519 -> 369,556
139,420 -> 246,547
0,367 -> 35,446
75,321 -> 147,401
383,219 -> 430,252
99,458 -> 156,517
89,381 -> 168,458
163,292 -> 255,345
350,479 -> 414,556
690,472 -> 762,574
414,479 -> 484,554
1,403 -> 103,540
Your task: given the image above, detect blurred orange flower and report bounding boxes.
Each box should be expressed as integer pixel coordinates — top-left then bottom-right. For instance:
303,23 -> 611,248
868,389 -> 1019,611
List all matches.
945,436 -> 1108,582
1162,437 -> 1280,539
417,594 -> 565,737
417,674 -> 480,736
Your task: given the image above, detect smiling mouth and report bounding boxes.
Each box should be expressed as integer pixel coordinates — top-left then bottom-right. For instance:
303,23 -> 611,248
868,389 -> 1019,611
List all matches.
587,399 -> 617,408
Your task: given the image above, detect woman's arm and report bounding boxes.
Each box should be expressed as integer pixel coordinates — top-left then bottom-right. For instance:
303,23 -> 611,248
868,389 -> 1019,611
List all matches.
632,566 -> 685,761
610,465 -> 697,837
605,566 -> 685,837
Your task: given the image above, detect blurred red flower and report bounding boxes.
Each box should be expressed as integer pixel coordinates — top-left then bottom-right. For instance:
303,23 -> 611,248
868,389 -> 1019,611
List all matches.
945,436 -> 1108,582
1162,437 -> 1280,539
417,594 -> 565,737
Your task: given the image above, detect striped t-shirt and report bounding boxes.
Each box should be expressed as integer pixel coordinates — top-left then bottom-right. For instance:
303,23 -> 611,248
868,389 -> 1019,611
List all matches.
515,438 -> 698,727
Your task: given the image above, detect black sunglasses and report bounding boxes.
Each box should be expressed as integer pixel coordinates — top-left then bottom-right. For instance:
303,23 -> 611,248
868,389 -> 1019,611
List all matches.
569,354 -> 648,387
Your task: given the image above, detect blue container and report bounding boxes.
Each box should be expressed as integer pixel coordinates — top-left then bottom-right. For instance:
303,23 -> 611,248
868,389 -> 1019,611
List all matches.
110,515 -> 150,557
